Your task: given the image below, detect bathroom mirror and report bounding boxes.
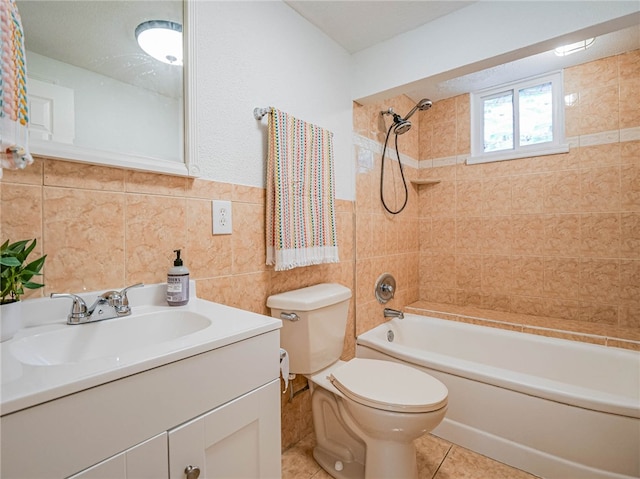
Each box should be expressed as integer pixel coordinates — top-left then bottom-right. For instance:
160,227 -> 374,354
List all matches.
17,0 -> 199,176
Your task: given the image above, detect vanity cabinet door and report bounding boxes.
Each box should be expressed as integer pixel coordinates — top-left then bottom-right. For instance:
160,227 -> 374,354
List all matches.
68,433 -> 168,479
168,380 -> 281,479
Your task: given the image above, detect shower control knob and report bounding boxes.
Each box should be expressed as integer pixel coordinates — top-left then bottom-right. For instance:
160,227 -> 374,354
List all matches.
375,273 -> 396,304
184,465 -> 200,479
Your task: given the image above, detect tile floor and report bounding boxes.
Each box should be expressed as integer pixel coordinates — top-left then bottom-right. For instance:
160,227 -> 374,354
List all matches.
282,432 -> 541,479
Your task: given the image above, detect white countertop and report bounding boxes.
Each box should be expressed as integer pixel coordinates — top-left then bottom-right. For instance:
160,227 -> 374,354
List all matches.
1,283 -> 281,415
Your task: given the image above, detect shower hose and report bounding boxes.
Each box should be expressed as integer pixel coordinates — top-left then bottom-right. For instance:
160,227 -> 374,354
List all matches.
380,123 -> 408,215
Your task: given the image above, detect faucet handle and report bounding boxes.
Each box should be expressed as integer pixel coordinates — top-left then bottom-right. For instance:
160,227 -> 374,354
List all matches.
50,293 -> 89,324
381,283 -> 394,294
116,283 -> 144,313
120,283 -> 144,296
99,290 -> 123,306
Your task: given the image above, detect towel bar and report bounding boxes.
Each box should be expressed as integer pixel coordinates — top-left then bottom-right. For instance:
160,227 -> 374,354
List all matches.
254,107 -> 271,120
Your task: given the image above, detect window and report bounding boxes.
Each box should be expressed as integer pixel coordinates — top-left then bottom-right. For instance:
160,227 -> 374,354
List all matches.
469,72 -> 568,164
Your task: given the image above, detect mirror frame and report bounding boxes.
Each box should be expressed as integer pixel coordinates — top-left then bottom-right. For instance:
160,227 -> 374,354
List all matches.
28,0 -> 200,177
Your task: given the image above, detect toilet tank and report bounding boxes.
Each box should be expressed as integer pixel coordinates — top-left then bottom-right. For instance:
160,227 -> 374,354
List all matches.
267,283 -> 351,375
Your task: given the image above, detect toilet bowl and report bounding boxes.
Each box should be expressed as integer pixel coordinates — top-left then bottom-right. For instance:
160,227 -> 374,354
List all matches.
312,359 -> 447,479
268,284 -> 448,479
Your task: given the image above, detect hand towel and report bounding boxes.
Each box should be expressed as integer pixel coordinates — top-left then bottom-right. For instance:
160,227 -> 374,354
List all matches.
1,0 -> 33,170
266,108 -> 339,271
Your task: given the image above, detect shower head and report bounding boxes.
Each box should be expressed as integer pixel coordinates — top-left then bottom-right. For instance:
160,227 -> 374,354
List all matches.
388,112 -> 412,135
417,98 -> 433,109
393,119 -> 412,135
403,98 -> 433,121
381,98 -> 432,135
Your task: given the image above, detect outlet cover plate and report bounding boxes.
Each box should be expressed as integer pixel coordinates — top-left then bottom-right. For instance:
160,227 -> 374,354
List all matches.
212,200 -> 232,235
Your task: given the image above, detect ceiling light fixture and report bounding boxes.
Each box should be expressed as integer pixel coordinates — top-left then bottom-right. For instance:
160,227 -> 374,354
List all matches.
554,38 -> 595,57
135,20 -> 183,66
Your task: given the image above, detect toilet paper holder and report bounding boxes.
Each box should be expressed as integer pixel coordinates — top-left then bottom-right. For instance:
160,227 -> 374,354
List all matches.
279,347 -> 309,402
279,348 -> 290,394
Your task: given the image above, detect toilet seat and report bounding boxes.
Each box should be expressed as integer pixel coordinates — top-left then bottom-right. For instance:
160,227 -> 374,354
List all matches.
329,358 -> 448,413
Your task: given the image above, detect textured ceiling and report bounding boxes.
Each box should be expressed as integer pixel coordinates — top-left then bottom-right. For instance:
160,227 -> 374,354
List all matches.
284,1 -> 475,53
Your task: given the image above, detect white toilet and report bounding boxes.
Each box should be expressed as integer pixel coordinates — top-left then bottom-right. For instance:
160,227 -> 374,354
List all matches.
268,283 -> 448,479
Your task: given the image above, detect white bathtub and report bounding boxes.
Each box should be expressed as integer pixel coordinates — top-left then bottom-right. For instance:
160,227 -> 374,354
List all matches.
356,313 -> 640,479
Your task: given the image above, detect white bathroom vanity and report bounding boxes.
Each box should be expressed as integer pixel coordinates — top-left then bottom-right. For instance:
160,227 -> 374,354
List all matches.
0,283 -> 282,478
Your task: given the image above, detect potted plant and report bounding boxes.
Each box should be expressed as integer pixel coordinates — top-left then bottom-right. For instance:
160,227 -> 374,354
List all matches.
1,239 -> 46,341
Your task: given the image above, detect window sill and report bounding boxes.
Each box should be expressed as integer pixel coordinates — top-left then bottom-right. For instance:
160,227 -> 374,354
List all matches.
467,143 -> 569,165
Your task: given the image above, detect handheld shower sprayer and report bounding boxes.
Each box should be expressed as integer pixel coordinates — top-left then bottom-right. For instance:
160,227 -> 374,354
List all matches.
380,98 -> 432,135
404,98 -> 433,121
379,98 -> 432,214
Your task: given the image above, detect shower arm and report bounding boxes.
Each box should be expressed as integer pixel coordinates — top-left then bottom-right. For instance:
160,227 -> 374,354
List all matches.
381,108 -> 404,124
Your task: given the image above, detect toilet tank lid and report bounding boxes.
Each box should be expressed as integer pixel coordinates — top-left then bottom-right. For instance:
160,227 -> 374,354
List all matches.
267,283 -> 351,311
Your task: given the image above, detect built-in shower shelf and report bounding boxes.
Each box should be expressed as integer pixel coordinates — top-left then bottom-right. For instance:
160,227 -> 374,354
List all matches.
411,179 -> 441,185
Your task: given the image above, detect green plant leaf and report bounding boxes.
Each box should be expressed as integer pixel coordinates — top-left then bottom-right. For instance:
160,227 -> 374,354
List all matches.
24,255 -> 46,274
6,240 -> 28,255
22,280 -> 44,290
0,257 -> 22,267
19,239 -> 37,262
0,239 -> 46,302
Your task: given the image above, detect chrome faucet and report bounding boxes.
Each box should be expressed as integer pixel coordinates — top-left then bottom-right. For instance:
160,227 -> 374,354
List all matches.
383,308 -> 404,320
51,283 -> 144,325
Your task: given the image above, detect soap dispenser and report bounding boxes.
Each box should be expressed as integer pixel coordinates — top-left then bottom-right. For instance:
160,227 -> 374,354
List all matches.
167,249 -> 189,306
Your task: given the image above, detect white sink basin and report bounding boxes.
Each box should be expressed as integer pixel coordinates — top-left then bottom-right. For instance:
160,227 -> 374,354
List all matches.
10,310 -> 212,366
1,283 -> 282,416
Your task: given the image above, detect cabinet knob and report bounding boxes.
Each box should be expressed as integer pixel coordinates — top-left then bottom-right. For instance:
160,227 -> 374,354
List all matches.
184,465 -> 201,479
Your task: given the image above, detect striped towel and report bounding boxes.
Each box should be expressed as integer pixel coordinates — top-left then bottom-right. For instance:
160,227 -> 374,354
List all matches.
266,108 -> 339,271
0,0 -> 33,170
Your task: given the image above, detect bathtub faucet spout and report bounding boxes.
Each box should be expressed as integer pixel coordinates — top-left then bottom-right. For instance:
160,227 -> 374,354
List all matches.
383,308 -> 404,319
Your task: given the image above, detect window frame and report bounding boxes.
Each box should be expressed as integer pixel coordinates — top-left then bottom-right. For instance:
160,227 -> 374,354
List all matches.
469,71 -> 568,165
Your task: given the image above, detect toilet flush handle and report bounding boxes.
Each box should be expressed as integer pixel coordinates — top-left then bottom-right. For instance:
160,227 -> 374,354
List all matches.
280,311 -> 300,321
184,465 -> 200,479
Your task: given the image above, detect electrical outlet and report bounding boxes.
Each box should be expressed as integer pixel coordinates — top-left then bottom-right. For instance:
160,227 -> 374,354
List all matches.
212,200 -> 233,235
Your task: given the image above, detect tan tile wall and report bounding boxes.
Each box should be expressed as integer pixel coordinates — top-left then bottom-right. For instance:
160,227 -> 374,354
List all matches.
419,50 -> 640,338
353,95 -> 422,335
0,159 -> 355,451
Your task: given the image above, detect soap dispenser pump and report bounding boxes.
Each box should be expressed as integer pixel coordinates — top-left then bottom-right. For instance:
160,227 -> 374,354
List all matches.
167,249 -> 189,306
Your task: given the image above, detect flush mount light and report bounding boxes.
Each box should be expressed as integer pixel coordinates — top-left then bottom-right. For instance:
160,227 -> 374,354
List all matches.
135,20 -> 183,66
554,38 -> 595,57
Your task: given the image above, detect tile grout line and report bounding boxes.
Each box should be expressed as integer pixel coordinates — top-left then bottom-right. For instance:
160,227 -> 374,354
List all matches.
430,444 -> 454,479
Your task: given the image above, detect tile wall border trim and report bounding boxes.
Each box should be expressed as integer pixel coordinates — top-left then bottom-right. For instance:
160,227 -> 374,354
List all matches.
352,133 -> 419,169
416,127 -> 639,169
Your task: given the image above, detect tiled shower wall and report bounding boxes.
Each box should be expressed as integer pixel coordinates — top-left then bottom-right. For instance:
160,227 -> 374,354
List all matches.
0,160 -> 355,450
417,50 -> 640,335
352,51 -> 639,341
352,95 -> 423,334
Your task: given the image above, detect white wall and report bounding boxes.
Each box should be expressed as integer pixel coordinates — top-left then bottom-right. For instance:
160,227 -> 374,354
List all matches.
351,1 -> 640,104
194,1 -> 354,200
